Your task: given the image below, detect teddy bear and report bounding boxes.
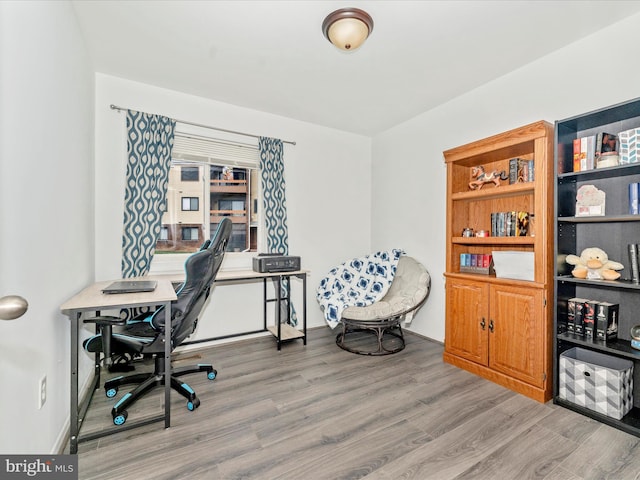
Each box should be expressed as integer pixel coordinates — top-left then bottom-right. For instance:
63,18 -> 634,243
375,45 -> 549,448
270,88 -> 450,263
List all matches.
565,247 -> 623,280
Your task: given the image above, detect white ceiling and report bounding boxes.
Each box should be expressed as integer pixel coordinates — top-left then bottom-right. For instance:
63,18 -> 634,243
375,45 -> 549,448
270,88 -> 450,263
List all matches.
72,0 -> 640,136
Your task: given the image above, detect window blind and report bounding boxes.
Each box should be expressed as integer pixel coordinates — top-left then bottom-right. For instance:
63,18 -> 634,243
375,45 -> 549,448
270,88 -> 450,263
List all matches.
171,132 -> 259,169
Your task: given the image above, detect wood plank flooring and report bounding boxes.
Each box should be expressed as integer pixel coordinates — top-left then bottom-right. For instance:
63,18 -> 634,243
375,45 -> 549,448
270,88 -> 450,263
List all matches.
72,327 -> 640,480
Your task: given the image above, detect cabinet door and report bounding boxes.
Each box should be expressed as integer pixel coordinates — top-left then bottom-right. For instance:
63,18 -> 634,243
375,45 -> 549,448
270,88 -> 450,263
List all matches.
445,278 -> 489,365
489,285 -> 544,387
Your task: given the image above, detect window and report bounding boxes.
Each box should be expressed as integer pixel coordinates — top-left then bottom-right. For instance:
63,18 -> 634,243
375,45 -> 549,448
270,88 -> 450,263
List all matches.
180,166 -> 199,182
181,227 -> 199,241
152,129 -> 262,262
181,197 -> 199,211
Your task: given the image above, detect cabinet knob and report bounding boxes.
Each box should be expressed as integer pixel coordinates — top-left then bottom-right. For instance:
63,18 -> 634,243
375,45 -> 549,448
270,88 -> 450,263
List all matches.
489,319 -> 494,333
480,318 -> 486,330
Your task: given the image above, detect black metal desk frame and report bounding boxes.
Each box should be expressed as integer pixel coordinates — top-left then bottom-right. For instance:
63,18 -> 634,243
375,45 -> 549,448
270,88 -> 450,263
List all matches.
61,280 -> 176,454
182,269 -> 308,350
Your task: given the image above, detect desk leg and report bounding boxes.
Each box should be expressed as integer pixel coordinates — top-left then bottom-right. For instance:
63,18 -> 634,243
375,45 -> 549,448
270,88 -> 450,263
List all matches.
276,276 -> 282,351
302,274 -> 307,345
163,301 -> 171,428
94,310 -> 102,386
262,279 -> 267,331
70,311 -> 80,454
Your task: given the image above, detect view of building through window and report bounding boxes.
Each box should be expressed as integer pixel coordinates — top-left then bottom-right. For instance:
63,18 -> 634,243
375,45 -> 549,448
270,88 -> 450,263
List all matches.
156,160 -> 259,254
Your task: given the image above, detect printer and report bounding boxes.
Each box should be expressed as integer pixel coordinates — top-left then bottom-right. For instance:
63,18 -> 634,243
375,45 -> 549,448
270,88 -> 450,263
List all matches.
252,254 -> 301,273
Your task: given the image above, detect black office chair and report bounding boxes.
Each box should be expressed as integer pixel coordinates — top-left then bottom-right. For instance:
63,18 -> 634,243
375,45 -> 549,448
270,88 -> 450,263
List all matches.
83,218 -> 232,426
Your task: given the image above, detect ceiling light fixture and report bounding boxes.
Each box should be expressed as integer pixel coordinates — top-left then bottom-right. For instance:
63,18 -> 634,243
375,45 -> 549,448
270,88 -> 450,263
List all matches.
322,8 -> 374,52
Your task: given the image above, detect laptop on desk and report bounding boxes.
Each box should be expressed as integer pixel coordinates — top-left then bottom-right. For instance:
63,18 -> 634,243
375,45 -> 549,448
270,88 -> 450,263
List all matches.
101,280 -> 158,294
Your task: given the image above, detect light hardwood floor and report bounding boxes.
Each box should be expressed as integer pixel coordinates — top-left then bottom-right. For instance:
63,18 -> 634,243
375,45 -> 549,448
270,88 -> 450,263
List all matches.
72,327 -> 640,480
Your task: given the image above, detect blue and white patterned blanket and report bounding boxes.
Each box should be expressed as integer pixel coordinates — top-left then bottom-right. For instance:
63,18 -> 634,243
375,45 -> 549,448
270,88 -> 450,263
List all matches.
316,249 -> 403,328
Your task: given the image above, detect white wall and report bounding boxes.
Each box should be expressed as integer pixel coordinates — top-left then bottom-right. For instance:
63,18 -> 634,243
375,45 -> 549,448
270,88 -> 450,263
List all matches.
371,12 -> 640,343
0,1 -> 94,453
94,74 -> 372,342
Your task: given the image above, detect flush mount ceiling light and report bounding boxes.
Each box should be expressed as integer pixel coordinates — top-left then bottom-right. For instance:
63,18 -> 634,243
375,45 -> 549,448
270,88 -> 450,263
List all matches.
322,8 -> 374,51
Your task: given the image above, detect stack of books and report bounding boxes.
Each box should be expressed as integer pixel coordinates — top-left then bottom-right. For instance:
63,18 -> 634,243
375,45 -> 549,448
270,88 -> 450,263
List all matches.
572,132 -> 618,172
490,211 -> 530,237
459,253 -> 494,275
508,158 -> 534,184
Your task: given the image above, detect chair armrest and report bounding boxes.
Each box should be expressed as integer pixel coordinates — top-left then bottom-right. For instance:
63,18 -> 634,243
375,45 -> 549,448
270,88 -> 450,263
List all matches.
83,316 -> 126,327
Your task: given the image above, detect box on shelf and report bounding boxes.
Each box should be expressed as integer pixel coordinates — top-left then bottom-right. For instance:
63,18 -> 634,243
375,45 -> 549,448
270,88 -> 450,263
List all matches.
574,298 -> 585,336
491,251 -> 534,281
619,127 -> 640,164
596,302 -> 619,343
583,300 -> 598,340
559,347 -> 633,420
575,185 -> 605,217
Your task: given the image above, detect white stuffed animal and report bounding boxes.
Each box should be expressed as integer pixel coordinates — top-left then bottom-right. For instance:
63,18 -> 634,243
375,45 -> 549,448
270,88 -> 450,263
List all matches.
565,247 -> 623,280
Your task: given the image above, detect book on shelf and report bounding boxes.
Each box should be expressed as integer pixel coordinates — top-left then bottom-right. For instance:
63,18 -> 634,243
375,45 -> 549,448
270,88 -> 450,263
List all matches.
573,138 -> 581,172
582,136 -> 596,170
516,211 -> 529,236
509,158 -> 518,184
508,158 -> 534,184
629,183 -> 639,215
628,243 -> 640,283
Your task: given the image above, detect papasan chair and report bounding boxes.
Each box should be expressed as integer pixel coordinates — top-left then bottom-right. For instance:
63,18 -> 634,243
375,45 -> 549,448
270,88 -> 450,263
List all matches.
317,250 -> 431,355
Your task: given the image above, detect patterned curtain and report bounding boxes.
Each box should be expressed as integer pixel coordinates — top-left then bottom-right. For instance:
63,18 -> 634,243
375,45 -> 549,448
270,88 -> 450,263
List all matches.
259,136 -> 297,326
121,110 -> 176,278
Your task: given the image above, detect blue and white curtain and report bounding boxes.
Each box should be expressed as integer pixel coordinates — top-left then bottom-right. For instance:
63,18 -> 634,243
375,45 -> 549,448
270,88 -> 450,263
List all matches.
121,110 -> 176,278
259,136 -> 297,326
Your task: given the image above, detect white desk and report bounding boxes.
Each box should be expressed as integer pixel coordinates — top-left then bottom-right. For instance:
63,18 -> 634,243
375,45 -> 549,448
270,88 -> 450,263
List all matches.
60,279 -> 177,454
60,269 -> 306,453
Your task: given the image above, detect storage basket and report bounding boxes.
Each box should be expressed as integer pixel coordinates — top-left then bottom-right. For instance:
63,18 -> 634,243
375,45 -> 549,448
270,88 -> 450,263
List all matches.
559,347 -> 633,420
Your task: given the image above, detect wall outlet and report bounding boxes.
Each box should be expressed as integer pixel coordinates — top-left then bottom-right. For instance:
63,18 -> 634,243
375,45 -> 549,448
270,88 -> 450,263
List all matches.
38,375 -> 46,409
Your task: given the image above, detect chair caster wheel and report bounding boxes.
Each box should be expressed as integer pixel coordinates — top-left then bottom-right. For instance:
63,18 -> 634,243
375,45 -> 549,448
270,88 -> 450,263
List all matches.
207,370 -> 217,380
187,398 -> 200,411
105,387 -> 118,398
113,411 -> 128,426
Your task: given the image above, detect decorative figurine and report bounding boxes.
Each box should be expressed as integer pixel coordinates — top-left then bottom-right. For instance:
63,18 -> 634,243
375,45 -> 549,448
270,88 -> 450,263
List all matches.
468,165 -> 508,190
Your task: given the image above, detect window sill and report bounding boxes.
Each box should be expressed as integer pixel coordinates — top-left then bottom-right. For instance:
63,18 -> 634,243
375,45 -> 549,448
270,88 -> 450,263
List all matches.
148,251 -> 256,276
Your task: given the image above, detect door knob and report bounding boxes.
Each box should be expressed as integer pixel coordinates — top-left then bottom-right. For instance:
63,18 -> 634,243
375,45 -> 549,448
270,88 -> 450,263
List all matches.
0,295 -> 28,320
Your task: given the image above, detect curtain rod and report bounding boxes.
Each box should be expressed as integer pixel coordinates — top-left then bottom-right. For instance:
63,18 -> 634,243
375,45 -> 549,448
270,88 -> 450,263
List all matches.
110,104 -> 296,146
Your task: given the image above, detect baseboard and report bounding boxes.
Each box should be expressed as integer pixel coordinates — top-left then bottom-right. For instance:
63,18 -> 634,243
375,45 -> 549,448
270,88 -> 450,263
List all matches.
405,330 -> 443,346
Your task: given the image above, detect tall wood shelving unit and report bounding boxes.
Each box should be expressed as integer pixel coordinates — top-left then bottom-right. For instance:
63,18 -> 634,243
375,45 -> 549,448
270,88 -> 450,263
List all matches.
443,121 -> 554,403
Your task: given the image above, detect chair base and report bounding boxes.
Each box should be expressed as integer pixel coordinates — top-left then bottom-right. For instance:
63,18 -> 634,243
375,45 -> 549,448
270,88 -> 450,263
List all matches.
104,356 -> 217,425
336,316 -> 405,356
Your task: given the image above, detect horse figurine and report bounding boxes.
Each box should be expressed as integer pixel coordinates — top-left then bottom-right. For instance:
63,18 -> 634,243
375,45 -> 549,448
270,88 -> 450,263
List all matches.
468,165 -> 509,190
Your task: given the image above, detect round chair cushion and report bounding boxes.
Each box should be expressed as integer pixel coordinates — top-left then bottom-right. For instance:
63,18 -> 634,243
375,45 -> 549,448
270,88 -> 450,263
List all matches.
341,256 -> 430,321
